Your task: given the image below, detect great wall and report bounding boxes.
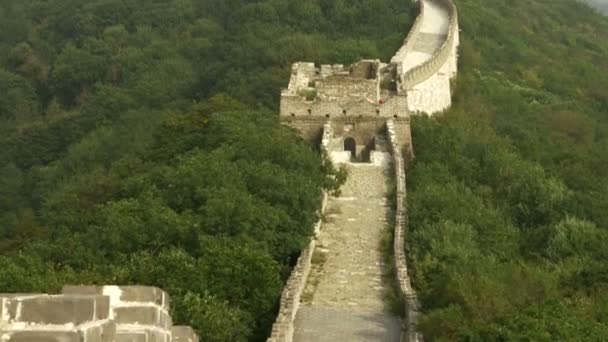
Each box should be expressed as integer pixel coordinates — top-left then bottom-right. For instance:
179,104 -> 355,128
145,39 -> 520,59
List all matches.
0,1 -> 457,341
269,0 -> 459,341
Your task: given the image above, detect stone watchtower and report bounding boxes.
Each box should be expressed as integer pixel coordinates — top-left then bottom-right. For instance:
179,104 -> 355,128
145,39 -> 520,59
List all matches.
279,0 -> 459,165
280,60 -> 413,164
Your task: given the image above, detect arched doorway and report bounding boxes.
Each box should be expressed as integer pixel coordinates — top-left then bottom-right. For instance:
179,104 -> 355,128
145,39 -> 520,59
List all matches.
344,137 -> 356,161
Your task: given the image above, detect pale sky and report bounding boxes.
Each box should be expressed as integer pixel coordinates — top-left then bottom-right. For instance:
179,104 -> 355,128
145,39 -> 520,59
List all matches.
586,0 -> 608,12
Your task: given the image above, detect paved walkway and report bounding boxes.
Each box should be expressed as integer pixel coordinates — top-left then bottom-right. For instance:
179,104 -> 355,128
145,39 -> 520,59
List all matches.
402,0 -> 451,72
293,164 -> 400,342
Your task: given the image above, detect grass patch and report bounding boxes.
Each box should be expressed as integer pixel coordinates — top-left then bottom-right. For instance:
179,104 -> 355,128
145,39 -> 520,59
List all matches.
311,250 -> 328,265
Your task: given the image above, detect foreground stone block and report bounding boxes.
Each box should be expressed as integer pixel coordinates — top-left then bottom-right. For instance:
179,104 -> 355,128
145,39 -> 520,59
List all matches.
80,321 -> 116,342
120,286 -> 168,309
172,326 -> 199,342
114,306 -> 162,326
115,330 -> 170,342
2,286 -> 197,342
1,295 -> 109,325
21,295 -> 108,325
62,286 -> 170,310
4,331 -> 80,342
115,331 -> 147,342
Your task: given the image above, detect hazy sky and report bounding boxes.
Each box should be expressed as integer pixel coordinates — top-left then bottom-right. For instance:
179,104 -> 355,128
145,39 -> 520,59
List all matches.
586,0 -> 608,13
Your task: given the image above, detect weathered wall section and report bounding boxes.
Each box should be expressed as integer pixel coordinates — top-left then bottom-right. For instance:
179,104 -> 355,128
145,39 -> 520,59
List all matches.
397,0 -> 460,114
391,1 -> 425,75
386,120 -> 420,342
399,0 -> 459,90
0,286 -> 199,342
267,123 -> 331,342
272,0 -> 459,341
281,94 -> 408,119
282,0 -> 459,118
280,60 -> 409,120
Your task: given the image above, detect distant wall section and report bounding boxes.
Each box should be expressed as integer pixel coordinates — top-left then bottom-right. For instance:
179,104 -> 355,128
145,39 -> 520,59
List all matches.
386,120 -> 420,342
391,0 -> 460,115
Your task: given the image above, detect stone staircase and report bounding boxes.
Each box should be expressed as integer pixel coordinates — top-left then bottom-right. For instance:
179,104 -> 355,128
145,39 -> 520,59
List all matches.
293,163 -> 401,342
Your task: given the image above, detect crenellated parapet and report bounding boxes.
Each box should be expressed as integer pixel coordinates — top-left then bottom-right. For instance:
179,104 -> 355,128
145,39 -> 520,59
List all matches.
280,60 -> 410,120
394,0 -> 459,114
398,0 -> 459,91
0,286 -> 199,342
387,119 -> 420,342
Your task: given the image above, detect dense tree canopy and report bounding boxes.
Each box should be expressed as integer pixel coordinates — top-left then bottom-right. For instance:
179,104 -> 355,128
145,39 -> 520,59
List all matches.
1,0 -> 607,340
0,0 -> 410,340
407,0 -> 608,340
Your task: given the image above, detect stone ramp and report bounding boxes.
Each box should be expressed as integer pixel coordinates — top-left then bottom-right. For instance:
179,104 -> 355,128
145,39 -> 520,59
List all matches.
294,163 -> 401,341
294,306 -> 401,342
402,0 -> 451,72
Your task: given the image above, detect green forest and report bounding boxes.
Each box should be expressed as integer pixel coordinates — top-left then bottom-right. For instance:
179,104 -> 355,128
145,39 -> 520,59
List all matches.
0,0 -> 607,341
407,0 -> 608,340
0,0 -> 409,340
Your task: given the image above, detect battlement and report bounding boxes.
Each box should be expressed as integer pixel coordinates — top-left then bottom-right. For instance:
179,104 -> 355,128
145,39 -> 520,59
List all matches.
281,0 -> 459,121
0,286 -> 199,342
280,60 -> 409,120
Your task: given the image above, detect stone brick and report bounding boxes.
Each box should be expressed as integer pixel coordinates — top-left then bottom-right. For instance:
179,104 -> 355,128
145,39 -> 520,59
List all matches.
61,286 -> 102,296
115,330 -> 170,342
17,295 -> 109,325
115,332 -> 147,342
148,330 -> 170,342
114,306 -> 160,326
63,285 -> 170,311
6,331 -> 80,342
119,287 -> 168,309
1,295 -> 40,322
159,310 -> 172,329
80,321 -> 116,342
172,326 -> 199,342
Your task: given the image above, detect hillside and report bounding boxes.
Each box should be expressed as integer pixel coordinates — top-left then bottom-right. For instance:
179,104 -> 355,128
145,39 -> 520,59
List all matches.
0,0 -> 408,341
1,0 -> 607,341
407,0 -> 608,340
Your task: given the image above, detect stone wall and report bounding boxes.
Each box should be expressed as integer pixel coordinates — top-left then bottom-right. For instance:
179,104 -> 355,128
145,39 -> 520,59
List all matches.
400,0 -> 459,91
387,120 -> 421,342
405,0 -> 459,114
267,123 -> 332,342
274,0 -> 459,339
316,77 -> 378,104
389,0 -> 460,115
281,116 -> 326,144
0,286 -> 198,342
279,59 -> 411,120
281,93 -> 409,119
282,116 -> 400,147
391,0 -> 425,75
